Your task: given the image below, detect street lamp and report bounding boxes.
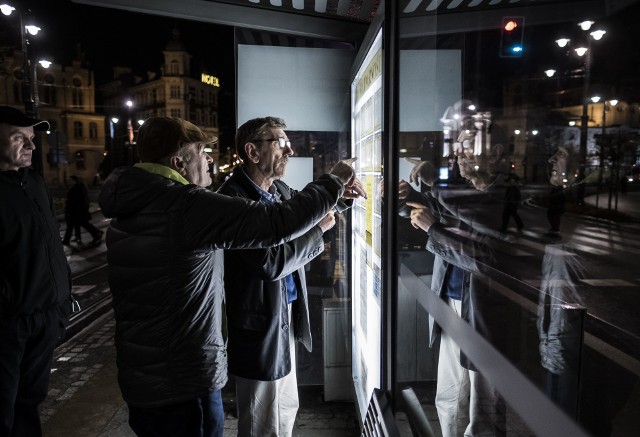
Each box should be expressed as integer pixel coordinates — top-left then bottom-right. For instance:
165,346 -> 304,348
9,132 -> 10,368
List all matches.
1,2 -> 48,174
592,98 -> 618,209
1,3 -> 43,117
555,20 -> 606,205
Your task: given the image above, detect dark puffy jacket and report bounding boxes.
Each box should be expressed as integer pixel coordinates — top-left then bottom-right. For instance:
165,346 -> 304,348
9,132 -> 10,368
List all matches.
218,167 -> 324,380
0,168 -> 72,325
98,165 -> 343,407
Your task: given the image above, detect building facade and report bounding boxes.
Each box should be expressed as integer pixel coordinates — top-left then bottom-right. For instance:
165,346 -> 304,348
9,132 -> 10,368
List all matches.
0,48 -> 105,186
100,29 -> 220,176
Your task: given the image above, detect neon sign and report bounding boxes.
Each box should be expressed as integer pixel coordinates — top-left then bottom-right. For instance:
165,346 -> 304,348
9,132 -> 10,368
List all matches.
201,73 -> 220,87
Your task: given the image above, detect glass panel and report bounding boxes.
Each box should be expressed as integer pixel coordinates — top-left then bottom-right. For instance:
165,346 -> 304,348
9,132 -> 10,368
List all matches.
394,1 -> 640,435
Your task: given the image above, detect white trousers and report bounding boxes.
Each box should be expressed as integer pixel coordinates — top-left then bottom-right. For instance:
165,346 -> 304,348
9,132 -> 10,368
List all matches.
435,298 -> 506,437
235,307 -> 299,437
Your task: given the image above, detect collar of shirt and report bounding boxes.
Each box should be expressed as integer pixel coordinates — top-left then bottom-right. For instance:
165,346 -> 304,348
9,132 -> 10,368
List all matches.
240,167 -> 297,302
241,167 -> 280,204
134,162 -> 190,185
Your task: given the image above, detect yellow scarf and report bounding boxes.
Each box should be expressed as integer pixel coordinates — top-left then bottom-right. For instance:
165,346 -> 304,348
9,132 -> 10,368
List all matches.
134,163 -> 189,185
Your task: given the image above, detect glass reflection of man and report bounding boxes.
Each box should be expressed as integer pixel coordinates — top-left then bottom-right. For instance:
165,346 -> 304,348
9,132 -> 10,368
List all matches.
403,102 -> 515,437
548,146 -> 575,188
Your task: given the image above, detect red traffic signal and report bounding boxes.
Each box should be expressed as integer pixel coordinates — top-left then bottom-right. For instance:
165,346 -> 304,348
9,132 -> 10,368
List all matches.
500,16 -> 525,57
504,20 -> 518,32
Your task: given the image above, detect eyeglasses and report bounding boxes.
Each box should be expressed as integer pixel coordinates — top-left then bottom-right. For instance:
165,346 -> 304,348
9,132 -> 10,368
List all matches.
251,137 -> 292,149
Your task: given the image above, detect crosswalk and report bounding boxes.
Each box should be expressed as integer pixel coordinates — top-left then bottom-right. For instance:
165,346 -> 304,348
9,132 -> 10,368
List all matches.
465,218 -> 640,375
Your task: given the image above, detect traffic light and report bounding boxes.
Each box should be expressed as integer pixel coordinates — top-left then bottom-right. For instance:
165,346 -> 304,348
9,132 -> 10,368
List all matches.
500,16 -> 525,57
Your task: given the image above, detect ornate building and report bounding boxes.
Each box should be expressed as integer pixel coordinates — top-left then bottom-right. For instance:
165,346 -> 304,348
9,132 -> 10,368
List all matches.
100,29 -> 220,175
0,48 -> 105,186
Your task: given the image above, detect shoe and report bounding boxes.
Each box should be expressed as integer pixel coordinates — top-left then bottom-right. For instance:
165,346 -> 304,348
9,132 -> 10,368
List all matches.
91,231 -> 104,244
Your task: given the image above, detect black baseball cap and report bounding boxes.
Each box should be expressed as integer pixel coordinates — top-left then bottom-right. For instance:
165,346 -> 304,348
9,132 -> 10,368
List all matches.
0,105 -> 50,131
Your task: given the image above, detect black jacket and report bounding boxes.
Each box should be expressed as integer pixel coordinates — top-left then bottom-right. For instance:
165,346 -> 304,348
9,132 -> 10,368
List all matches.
0,168 -> 72,324
65,181 -> 91,221
218,167 -> 324,380
98,165 -> 344,407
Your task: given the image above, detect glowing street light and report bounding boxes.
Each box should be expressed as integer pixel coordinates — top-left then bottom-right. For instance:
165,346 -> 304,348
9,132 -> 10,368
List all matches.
1,2 -> 49,174
0,3 -> 15,15
578,20 -> 594,31
24,24 -> 40,35
574,47 -> 588,57
553,19 -> 607,204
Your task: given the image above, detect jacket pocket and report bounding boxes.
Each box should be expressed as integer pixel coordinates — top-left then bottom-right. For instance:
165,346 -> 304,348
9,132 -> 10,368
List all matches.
228,312 -> 268,331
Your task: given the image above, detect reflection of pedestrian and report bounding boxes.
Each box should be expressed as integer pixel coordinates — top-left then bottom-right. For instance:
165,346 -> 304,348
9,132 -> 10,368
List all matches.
62,176 -> 102,245
547,186 -> 565,235
620,175 -> 628,194
500,175 -> 524,232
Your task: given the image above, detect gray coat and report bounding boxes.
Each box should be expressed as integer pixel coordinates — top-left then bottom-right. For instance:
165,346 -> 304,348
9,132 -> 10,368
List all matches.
218,167 -> 323,380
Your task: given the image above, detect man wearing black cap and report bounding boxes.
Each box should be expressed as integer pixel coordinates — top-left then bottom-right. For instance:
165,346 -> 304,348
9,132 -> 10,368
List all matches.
98,116 -> 366,437
0,106 -> 74,436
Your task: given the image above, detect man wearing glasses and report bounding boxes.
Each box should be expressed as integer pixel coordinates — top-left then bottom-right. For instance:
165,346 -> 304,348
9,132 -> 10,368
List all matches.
218,117 -> 360,436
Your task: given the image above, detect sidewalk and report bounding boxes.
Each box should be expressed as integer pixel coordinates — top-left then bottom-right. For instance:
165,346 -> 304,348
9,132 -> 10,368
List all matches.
527,184 -> 640,223
582,189 -> 640,220
42,311 -> 360,437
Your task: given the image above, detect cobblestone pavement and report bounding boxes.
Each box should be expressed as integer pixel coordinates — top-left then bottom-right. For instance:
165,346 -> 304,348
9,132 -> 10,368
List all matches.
41,311 -> 360,437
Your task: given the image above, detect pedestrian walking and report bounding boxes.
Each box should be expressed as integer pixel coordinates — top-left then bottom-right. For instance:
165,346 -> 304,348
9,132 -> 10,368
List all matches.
547,185 -> 565,235
500,174 -> 524,232
62,175 -> 103,246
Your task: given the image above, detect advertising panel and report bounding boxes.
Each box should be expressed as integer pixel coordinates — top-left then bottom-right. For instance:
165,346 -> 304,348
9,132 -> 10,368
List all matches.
350,29 -> 383,419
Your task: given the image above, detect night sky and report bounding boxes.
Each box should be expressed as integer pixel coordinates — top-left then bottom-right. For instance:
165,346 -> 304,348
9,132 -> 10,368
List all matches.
8,0 -> 236,145
7,0 -> 640,147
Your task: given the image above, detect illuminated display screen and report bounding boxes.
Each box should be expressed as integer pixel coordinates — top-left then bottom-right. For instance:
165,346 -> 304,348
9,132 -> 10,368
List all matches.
350,29 -> 383,420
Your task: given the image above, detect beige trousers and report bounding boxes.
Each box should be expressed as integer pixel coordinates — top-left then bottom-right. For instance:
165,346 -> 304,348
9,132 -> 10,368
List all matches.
235,307 -> 299,437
